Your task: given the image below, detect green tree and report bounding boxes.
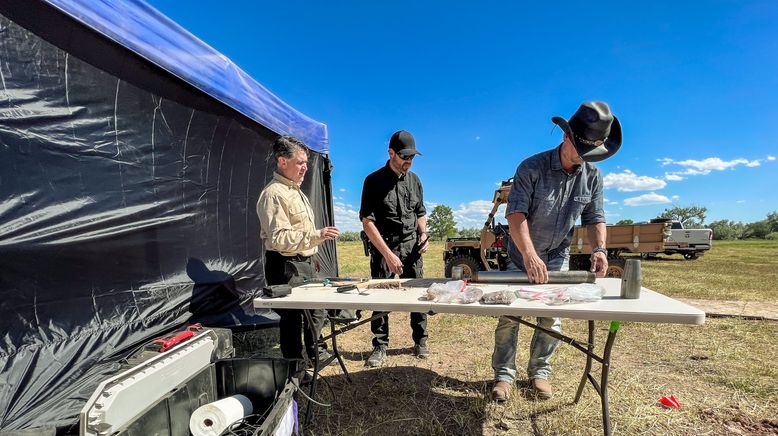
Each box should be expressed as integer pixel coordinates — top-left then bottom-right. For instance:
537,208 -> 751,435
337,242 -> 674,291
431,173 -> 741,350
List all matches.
616,219 -> 634,225
744,220 -> 771,239
428,205 -> 457,240
659,205 -> 708,228
766,211 -> 778,233
708,219 -> 745,240
337,231 -> 361,241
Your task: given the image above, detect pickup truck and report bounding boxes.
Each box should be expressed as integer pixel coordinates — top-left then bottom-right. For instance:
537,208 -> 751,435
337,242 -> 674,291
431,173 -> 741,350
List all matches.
642,219 -> 713,260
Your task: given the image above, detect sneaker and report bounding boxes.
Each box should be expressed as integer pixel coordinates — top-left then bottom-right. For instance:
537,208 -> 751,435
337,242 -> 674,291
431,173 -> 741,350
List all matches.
531,378 -> 553,400
491,380 -> 511,402
317,349 -> 336,367
306,349 -> 335,369
413,343 -> 430,359
366,345 -> 387,367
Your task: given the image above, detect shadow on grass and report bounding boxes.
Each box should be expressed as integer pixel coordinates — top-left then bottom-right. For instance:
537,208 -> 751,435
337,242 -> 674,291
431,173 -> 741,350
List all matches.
335,347 -> 418,363
304,366 -> 492,435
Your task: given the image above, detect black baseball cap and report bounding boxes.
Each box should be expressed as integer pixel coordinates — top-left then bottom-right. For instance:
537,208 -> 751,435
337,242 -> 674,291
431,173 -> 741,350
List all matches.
389,130 -> 422,156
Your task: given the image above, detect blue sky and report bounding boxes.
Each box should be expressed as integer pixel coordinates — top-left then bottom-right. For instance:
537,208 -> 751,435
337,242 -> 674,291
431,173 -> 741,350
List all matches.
147,1 -> 777,232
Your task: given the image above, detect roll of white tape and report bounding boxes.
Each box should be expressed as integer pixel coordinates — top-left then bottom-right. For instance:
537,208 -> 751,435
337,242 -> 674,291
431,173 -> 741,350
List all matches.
189,394 -> 253,436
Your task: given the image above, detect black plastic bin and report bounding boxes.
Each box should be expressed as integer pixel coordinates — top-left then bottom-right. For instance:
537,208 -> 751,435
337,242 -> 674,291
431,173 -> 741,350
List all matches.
117,357 -> 298,436
214,358 -> 298,422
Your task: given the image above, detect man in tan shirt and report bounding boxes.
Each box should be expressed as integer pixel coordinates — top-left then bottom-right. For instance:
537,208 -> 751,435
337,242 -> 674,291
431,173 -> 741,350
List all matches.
257,135 -> 339,361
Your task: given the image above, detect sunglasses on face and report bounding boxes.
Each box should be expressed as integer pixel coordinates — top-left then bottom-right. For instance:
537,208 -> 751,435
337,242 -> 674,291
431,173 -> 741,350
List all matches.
397,153 -> 415,161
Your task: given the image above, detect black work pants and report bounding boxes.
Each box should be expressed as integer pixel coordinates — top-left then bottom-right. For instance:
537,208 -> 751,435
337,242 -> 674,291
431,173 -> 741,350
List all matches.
265,250 -> 327,360
369,238 -> 428,347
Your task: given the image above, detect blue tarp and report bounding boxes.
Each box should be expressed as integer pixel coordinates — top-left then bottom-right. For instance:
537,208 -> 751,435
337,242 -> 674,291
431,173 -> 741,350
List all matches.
43,0 -> 329,153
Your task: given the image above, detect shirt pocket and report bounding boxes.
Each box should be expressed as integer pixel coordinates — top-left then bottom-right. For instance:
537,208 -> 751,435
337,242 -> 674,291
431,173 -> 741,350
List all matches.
535,185 -> 558,216
404,191 -> 414,213
383,190 -> 399,215
287,203 -> 308,227
570,194 -> 591,218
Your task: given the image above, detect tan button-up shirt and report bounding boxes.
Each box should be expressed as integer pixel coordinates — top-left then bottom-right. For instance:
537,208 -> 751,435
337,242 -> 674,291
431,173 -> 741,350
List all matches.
257,172 -> 322,257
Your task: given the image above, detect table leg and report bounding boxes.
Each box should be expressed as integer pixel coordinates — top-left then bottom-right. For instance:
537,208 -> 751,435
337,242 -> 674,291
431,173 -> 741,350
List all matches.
301,311 -> 385,426
600,321 -> 620,436
303,309 -> 318,426
574,320 -> 596,403
329,318 -> 352,383
507,316 -> 619,436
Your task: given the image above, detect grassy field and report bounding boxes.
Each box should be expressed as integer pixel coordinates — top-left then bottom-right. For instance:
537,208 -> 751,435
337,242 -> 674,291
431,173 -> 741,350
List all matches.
300,240 -> 778,435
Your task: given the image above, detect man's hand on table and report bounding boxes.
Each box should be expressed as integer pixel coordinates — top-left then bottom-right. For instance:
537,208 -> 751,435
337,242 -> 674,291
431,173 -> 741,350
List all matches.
523,252 -> 549,283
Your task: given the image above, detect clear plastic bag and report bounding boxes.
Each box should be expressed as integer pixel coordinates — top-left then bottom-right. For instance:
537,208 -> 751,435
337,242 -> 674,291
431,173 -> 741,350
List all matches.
454,287 -> 484,304
480,290 -> 518,305
426,280 -> 466,303
517,283 -> 605,305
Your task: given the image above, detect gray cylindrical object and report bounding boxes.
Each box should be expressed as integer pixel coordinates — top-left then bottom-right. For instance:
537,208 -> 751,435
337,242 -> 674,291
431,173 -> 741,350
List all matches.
451,265 -> 464,280
620,259 -> 642,299
475,270 -> 596,284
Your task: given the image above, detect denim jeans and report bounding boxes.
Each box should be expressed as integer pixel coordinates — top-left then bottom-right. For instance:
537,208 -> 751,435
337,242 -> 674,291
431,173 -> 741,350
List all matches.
492,254 -> 569,382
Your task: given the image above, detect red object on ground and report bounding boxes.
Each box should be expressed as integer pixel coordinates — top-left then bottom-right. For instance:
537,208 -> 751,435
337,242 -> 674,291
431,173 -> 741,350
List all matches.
659,395 -> 681,409
153,324 -> 203,352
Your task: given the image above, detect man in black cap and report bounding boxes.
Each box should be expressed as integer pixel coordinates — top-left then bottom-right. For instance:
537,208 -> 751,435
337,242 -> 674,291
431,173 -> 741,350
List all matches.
359,130 -> 430,367
491,102 -> 621,402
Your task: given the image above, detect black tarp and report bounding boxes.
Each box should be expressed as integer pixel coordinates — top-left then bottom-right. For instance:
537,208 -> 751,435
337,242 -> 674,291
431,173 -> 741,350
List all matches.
0,1 -> 336,432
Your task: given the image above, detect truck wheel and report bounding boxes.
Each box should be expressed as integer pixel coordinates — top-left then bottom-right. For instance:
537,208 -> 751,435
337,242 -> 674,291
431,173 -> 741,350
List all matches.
640,252 -> 657,260
444,255 -> 481,280
684,253 -> 699,260
606,258 -> 626,278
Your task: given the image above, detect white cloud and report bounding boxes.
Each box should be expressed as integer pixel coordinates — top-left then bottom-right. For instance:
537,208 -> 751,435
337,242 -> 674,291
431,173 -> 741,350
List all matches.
664,173 -> 684,181
448,200 -> 505,229
736,200 -> 746,204
333,201 -> 362,232
768,156 -> 776,161
660,157 -> 761,176
475,136 -> 481,141
671,195 -> 680,200
338,188 -> 347,192
604,170 -> 666,192
623,192 -> 672,206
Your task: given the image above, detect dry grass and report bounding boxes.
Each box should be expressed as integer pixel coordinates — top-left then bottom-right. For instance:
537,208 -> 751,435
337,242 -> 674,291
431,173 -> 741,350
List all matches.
298,240 -> 778,435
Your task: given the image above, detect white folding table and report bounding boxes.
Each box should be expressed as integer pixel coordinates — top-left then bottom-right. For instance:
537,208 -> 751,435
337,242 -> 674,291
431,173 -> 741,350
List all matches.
254,278 -> 705,435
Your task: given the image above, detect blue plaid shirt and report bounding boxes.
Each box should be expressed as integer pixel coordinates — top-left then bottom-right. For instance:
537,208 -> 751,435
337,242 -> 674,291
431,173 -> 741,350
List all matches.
505,145 -> 605,267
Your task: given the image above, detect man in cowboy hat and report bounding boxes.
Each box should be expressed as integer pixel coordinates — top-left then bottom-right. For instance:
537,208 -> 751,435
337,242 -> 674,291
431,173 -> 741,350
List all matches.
491,101 -> 621,402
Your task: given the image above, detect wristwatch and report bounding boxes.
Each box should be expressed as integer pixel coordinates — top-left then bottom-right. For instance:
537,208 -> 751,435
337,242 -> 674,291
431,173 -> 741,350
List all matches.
592,247 -> 608,256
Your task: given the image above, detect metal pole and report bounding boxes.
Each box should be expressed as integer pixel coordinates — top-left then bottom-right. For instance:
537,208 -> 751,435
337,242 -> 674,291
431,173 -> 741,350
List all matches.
475,270 -> 596,284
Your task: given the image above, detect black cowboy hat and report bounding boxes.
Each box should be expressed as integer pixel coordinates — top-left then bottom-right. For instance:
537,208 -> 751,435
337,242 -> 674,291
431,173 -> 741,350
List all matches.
552,101 -> 621,162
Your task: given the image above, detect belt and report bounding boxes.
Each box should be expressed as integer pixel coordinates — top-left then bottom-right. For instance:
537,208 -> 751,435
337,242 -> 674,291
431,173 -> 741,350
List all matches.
382,233 -> 416,245
266,250 -> 311,262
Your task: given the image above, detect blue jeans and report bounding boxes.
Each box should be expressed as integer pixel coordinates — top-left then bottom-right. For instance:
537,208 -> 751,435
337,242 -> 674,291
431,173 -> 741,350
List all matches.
492,254 -> 569,382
